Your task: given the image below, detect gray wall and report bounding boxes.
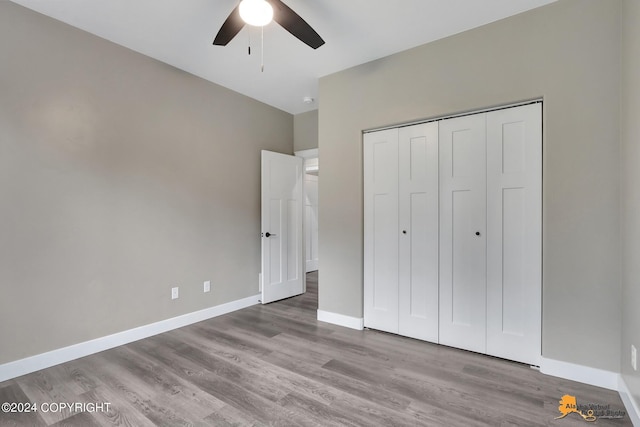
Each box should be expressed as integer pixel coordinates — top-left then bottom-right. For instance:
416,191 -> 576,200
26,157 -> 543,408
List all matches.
621,0 -> 640,407
293,110 -> 319,151
0,3 -> 293,365
318,0 -> 621,372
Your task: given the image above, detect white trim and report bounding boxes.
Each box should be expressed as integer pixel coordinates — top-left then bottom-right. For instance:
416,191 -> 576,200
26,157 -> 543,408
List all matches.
294,148 -> 318,159
619,376 -> 640,426
0,294 -> 260,383
306,259 -> 319,273
363,99 -> 543,134
317,309 -> 364,330
296,149 -> 319,174
539,357 -> 619,391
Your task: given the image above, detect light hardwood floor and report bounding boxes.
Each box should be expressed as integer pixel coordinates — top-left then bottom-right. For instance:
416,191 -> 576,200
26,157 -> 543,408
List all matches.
0,272 -> 632,426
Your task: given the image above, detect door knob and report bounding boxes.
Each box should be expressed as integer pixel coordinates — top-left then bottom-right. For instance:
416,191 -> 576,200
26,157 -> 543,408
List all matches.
475,231 -> 481,236
402,230 -> 407,234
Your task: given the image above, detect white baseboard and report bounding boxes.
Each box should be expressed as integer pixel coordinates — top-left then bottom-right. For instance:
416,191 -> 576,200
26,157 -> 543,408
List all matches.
317,309 -> 364,330
619,376 -> 640,426
0,294 -> 260,383
539,357 -> 619,391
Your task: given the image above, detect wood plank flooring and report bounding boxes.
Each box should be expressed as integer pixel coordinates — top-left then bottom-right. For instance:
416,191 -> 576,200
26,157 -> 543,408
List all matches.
0,272 -> 632,426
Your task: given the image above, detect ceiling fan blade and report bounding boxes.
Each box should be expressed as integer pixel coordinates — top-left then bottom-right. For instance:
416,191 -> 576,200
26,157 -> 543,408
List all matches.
213,5 -> 245,46
268,0 -> 325,49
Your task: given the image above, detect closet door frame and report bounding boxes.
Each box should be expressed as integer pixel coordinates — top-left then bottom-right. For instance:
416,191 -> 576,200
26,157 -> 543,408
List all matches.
363,101 -> 542,367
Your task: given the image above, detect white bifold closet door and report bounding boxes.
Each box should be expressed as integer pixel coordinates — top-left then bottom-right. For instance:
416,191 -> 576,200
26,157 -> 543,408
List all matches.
439,103 -> 541,365
398,123 -> 439,341
363,123 -> 439,342
365,103 -> 541,366
485,104 -> 541,365
364,129 -> 400,333
438,113 -> 488,354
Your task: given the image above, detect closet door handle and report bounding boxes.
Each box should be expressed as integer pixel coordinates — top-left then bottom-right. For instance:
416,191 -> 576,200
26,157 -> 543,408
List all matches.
402,230 -> 407,235
475,231 -> 481,236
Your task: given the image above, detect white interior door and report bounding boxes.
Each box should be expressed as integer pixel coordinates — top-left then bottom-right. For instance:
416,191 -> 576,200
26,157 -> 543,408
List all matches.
304,173 -> 319,272
398,122 -> 439,342
364,129 -> 399,333
439,114 -> 487,354
486,104 -> 542,365
261,150 -> 304,304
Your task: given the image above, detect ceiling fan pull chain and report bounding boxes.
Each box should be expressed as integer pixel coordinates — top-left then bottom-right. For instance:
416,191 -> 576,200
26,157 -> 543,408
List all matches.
248,29 -> 251,55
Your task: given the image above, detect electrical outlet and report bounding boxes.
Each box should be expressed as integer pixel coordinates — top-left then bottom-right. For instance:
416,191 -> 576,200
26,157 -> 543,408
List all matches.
632,345 -> 637,371
171,287 -> 179,300
204,280 -> 211,293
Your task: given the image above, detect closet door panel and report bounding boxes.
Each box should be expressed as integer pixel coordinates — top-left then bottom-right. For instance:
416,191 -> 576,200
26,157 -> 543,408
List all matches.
364,129 -> 400,333
398,122 -> 439,342
486,103 -> 542,365
439,114 -> 487,353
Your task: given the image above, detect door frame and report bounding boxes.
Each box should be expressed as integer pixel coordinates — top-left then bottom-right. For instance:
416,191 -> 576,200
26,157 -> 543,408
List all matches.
295,148 -> 319,275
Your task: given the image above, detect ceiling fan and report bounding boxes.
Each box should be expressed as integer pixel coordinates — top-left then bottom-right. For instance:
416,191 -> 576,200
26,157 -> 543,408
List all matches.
213,0 -> 325,50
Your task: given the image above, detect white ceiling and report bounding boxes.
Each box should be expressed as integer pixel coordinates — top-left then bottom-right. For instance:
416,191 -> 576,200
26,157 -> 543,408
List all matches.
10,0 -> 557,114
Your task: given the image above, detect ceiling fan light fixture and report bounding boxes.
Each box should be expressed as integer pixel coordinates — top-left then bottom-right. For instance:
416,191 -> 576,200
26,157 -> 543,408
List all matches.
239,0 -> 273,27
